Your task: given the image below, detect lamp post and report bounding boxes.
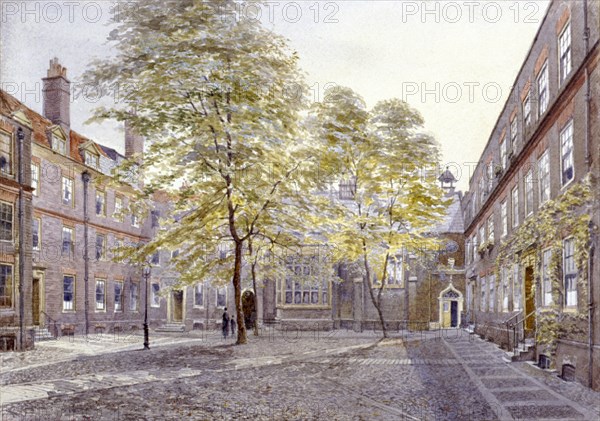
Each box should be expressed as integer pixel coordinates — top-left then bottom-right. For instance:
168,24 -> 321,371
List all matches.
143,265 -> 151,350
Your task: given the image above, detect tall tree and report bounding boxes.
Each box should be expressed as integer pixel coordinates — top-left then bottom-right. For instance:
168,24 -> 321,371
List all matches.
83,0 -> 309,344
311,87 -> 447,337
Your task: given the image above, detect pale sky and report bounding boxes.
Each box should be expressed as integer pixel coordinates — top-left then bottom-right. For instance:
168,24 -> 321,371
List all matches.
0,0 -> 551,190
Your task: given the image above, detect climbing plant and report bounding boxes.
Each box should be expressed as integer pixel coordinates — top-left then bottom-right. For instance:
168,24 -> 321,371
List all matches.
494,176 -> 596,356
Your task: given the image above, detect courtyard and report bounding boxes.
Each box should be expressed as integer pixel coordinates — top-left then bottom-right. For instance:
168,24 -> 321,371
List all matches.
1,329 -> 599,420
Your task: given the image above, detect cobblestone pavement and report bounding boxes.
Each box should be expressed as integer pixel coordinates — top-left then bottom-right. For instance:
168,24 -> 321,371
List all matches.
1,329 -> 599,420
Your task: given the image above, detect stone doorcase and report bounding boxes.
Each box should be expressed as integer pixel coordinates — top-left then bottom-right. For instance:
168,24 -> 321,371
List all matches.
438,283 -> 463,328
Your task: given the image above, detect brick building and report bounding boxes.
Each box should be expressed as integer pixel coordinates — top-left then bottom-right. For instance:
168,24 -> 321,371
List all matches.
0,90 -> 35,350
462,0 -> 600,390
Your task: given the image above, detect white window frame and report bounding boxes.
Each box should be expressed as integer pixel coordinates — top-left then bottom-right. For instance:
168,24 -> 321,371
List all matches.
563,237 -> 577,308
542,248 -> 553,306
194,283 -> 204,308
513,263 -> 522,311
216,286 -> 227,308
63,275 -> 75,311
501,267 -> 509,312
510,117 -> 518,149
511,186 -> 519,228
32,217 -> 41,250
558,22 -> 572,85
114,281 -> 124,312
480,277 -> 487,312
151,282 -> 161,307
114,196 -> 123,222
525,170 -> 534,216
523,94 -> 532,127
129,282 -> 139,312
0,264 -> 13,309
95,233 -> 106,261
62,176 -> 74,207
560,120 -> 574,187
537,62 -> 549,116
538,151 -> 550,205
489,275 -> 495,312
85,150 -> 99,169
53,137 -> 66,155
31,162 -> 40,196
95,279 -> 106,311
62,226 -> 74,258
0,130 -> 13,176
500,139 -> 507,170
487,216 -> 494,243
500,201 -> 508,238
95,190 -> 106,217
0,201 -> 14,242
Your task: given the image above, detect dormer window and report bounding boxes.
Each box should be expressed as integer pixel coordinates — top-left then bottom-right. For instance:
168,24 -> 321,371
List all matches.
52,137 -> 66,155
85,150 -> 99,169
339,177 -> 356,200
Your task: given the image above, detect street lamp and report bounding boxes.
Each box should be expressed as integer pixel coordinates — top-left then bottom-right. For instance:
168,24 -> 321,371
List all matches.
143,265 -> 151,350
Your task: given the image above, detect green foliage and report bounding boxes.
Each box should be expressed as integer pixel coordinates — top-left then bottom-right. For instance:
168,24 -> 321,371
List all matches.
495,177 -> 595,355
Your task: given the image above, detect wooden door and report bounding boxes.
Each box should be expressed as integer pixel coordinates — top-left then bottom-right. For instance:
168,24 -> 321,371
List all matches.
524,267 -> 535,333
173,291 -> 183,322
32,278 -> 40,325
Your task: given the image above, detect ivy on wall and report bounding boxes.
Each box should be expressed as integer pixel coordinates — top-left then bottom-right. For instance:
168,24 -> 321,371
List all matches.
494,176 -> 596,357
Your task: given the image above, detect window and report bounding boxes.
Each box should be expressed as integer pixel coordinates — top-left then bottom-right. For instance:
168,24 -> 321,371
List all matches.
480,277 -> 487,312
478,177 -> 485,205
151,250 -> 160,265
0,131 -> 12,176
489,275 -> 495,312
513,263 -> 522,311
500,201 -> 507,238
501,267 -> 509,312
129,282 -> 139,311
62,226 -> 74,258
216,286 -> 227,308
487,162 -> 494,192
525,170 -> 534,216
151,283 -> 160,307
95,279 -> 106,311
560,121 -> 574,186
113,238 -> 123,263
510,117 -> 518,150
95,234 -> 106,260
52,137 -> 66,155
114,281 -> 123,312
563,238 -> 577,307
0,202 -> 13,241
32,217 -> 41,250
500,139 -> 507,170
172,249 -> 180,259
114,196 -> 123,221
478,225 -> 485,245
131,213 -> 139,227
487,216 -> 494,243
63,275 -> 75,311
0,264 -> 13,308
537,62 -> 549,116
542,249 -> 553,306
194,283 -> 204,307
62,177 -> 74,207
280,262 -> 331,306
85,151 -> 99,169
538,151 -> 550,204
385,255 -> 404,286
151,210 -> 160,228
339,178 -> 355,200
559,22 -> 572,84
95,190 -> 106,216
511,186 -> 519,228
472,235 -> 478,262
31,163 -> 39,195
523,94 -> 532,127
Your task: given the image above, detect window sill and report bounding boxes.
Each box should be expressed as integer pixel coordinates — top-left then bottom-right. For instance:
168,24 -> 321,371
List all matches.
563,307 -> 578,314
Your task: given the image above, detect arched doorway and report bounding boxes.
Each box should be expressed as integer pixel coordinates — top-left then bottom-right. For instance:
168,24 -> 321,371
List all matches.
241,289 -> 256,329
438,284 -> 463,328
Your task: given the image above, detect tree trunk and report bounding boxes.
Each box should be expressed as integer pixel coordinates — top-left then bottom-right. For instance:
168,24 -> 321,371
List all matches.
233,241 -> 247,344
363,250 -> 388,338
251,262 -> 259,336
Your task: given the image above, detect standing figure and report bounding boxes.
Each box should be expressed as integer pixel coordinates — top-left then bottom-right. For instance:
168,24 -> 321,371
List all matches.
230,316 -> 237,336
222,307 -> 230,339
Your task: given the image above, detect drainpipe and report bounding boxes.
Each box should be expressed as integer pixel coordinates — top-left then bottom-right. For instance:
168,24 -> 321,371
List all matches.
82,171 -> 91,337
16,128 -> 25,350
583,0 -> 594,389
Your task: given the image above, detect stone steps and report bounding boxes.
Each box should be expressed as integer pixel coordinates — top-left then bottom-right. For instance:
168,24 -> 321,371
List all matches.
155,323 -> 185,333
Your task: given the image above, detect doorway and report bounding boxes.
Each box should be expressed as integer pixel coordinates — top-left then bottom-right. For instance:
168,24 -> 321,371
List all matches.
172,290 -> 183,322
32,278 -> 40,326
524,266 -> 535,335
450,301 -> 458,327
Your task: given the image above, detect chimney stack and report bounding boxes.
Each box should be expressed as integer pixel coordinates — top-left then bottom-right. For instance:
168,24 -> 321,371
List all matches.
42,58 -> 71,134
124,120 -> 144,159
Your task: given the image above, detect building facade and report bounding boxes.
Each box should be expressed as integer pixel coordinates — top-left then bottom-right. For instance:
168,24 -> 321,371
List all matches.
462,0 -> 600,390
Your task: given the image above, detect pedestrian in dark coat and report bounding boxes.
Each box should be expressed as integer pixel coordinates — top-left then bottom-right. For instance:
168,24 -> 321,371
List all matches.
230,316 -> 237,336
222,308 -> 230,339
